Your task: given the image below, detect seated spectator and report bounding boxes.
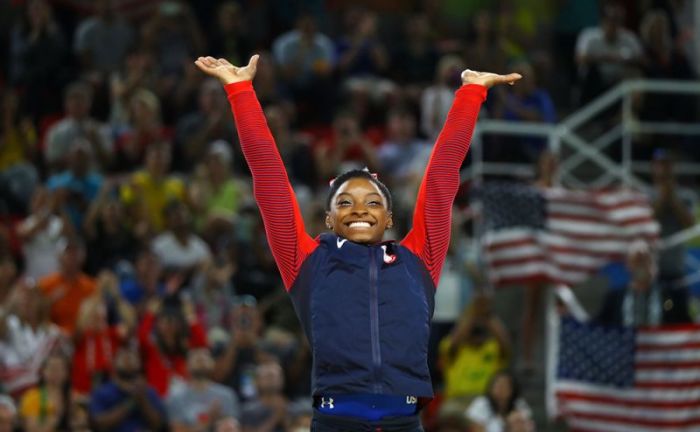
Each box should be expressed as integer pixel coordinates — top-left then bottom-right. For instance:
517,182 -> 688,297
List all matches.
167,348 -> 240,431
46,139 -> 103,231
17,187 -> 69,280
0,395 -> 17,432
118,247 -> 164,312
112,88 -> 172,172
0,278 -> 64,397
391,13 -> 439,87
120,141 -> 185,234
44,81 -> 113,173
189,140 -> 249,240
575,4 -> 644,104
597,240 -> 691,327
72,271 -> 135,396
73,0 -> 135,78
438,294 -> 510,414
89,347 -> 166,432
174,79 -> 235,173
239,361 -> 288,432
83,182 -> 139,275
335,9 -> 389,79
465,370 -> 533,432
138,297 -> 208,396
19,353 -> 72,432
152,200 -> 212,277
421,55 -> 465,141
38,237 -> 97,335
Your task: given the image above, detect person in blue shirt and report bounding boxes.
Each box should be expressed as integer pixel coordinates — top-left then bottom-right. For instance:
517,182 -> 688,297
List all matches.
89,346 -> 166,432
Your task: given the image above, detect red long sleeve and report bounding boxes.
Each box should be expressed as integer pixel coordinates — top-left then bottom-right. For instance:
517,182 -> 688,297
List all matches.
225,81 -> 318,291
401,84 -> 487,287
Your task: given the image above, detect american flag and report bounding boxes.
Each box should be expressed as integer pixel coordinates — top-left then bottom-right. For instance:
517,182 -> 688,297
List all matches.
479,182 -> 659,287
552,318 -> 700,432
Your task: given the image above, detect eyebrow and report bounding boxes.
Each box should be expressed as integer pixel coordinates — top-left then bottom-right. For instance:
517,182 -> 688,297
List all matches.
336,192 -> 382,199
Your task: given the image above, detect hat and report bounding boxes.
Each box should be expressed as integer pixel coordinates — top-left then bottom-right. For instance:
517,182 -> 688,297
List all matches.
208,140 -> 233,163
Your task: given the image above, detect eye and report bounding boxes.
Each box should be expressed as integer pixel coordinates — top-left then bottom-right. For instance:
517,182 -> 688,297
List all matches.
367,200 -> 381,206
337,200 -> 351,207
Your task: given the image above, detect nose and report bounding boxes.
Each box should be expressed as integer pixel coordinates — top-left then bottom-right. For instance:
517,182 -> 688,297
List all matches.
351,203 -> 368,215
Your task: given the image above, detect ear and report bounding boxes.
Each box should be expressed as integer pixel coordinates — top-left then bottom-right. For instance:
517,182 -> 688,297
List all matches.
386,212 -> 393,229
325,213 -> 332,229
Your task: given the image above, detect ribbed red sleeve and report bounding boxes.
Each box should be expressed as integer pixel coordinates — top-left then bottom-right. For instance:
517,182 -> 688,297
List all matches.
401,84 -> 487,287
225,81 -> 318,291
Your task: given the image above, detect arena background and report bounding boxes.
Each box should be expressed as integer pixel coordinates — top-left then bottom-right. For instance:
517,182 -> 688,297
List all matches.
0,0 -> 699,431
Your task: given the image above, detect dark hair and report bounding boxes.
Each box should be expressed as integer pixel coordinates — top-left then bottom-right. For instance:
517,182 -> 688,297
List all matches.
325,169 -> 392,211
486,370 -> 521,415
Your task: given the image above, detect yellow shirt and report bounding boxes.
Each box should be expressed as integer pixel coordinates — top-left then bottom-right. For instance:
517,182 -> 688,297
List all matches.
120,171 -> 185,231
19,387 -> 59,420
0,126 -> 36,170
439,337 -> 506,399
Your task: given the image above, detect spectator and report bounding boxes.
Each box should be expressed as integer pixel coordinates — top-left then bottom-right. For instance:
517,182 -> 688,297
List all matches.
120,140 -> 186,234
9,0 -> 70,121
0,90 -> 37,172
167,348 -> 240,431
83,182 -> 139,275
649,150 -> 694,282
44,81 -> 113,173
239,361 -> 288,432
19,353 -> 72,432
138,297 -> 208,396
118,247 -> 164,312
463,10 -> 509,77
0,395 -> 16,432
0,254 -> 17,305
71,271 -> 135,396
152,200 -> 212,276
285,400 -> 312,432
465,370 -> 533,432
38,237 -> 97,335
438,294 -> 510,415
189,140 -> 249,240
89,347 -> 166,432
0,278 -> 63,397
421,55 -> 465,141
391,13 -> 439,87
208,2 -> 252,67
190,253 -> 235,332
174,79 -> 236,172
112,88 -> 172,172
109,47 -> 159,130
575,4 -> 644,104
336,9 -> 389,78
46,138 -> 104,231
597,239 -> 691,327
73,0 -> 135,77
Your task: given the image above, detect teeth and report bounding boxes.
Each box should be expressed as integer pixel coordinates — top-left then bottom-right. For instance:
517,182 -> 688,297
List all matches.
349,222 -> 371,228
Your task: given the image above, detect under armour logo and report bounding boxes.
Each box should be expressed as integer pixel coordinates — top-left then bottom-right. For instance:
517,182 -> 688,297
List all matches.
381,245 -> 396,264
320,397 -> 334,409
337,238 -> 347,249
406,396 -> 417,404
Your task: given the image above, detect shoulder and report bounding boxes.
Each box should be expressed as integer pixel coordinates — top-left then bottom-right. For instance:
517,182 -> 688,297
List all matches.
466,396 -> 493,421
38,273 -> 62,292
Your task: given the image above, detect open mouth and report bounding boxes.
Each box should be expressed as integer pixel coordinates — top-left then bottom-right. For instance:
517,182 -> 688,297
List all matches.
345,221 -> 374,229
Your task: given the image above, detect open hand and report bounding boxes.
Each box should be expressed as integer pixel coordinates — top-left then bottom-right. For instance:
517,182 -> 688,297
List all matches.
461,69 -> 522,88
194,55 -> 259,85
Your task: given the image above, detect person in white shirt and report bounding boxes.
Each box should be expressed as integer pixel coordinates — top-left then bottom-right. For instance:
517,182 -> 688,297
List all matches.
152,200 -> 211,275
466,370 -> 533,432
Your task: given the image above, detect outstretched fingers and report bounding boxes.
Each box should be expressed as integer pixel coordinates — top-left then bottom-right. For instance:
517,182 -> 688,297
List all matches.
500,73 -> 523,85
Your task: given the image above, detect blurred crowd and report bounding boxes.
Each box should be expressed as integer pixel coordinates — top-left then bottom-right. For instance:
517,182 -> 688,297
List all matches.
0,0 -> 697,431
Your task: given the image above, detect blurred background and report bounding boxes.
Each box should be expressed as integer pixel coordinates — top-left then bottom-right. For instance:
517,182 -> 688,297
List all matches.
0,0 -> 698,431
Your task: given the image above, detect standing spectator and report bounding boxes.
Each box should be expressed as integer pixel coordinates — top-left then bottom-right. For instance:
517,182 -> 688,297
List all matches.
151,200 -> 212,277
167,348 -> 240,431
421,55 -> 465,141
465,371 -> 533,432
597,240 -> 692,327
120,141 -> 186,234
438,294 -> 510,415
239,361 -> 288,432
109,47 -> 159,131
71,272 -> 135,396
89,347 -> 166,432
38,237 -> 96,335
46,139 -> 103,231
138,297 -> 208,396
391,13 -> 439,87
336,9 -> 389,78
0,278 -> 63,397
9,0 -> 70,121
73,0 -> 135,77
575,4 -> 644,104
18,353 -> 72,432
174,79 -> 236,173
44,82 -> 113,173
118,247 -> 164,312
650,150 -> 694,282
0,395 -> 16,432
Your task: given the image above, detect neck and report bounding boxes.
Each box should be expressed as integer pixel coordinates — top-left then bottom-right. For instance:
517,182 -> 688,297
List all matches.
190,378 -> 209,390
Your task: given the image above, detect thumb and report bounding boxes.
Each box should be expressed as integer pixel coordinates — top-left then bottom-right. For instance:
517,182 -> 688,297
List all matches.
248,54 -> 260,72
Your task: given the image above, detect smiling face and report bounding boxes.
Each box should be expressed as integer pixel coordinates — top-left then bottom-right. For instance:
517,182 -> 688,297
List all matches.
326,177 -> 392,244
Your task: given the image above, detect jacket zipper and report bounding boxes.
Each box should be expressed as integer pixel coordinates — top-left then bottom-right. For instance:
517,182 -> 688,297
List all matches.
369,247 -> 382,393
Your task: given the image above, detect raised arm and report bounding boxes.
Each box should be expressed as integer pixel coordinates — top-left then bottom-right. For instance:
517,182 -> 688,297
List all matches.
194,55 -> 317,290
402,70 -> 521,286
